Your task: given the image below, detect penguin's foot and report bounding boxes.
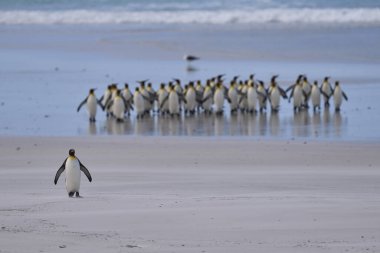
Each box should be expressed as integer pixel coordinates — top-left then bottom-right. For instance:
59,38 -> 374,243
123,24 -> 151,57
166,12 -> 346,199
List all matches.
76,192 -> 82,198
68,192 -> 75,198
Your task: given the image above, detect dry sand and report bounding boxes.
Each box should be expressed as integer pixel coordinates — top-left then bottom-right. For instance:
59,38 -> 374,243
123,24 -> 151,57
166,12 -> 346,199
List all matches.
0,136 -> 380,252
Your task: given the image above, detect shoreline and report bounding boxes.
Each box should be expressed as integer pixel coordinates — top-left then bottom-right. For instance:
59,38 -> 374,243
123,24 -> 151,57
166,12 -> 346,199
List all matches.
1,24 -> 379,139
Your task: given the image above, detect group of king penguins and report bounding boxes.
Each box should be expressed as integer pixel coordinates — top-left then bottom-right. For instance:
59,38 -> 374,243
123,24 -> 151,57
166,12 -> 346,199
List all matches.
77,74 -> 348,122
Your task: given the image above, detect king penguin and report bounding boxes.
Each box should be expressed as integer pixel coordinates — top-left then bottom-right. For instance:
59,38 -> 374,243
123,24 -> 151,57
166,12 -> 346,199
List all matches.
333,81 -> 348,111
268,75 -> 287,112
134,87 -> 146,119
311,80 -> 321,112
320,76 -> 333,107
77,89 -> 103,122
168,84 -> 181,117
202,81 -> 213,114
246,82 -> 258,113
54,149 -> 92,198
213,82 -> 224,115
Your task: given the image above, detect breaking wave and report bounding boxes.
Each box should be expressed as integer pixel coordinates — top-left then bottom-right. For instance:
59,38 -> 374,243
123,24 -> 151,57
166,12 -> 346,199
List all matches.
1,8 -> 380,25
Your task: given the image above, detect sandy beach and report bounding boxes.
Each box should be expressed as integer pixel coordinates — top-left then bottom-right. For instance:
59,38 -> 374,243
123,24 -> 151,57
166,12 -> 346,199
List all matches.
1,1 -> 380,252
0,136 -> 380,252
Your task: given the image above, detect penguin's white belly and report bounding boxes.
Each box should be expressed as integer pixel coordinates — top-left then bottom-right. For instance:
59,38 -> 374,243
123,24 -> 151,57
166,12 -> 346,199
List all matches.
113,98 -> 124,119
321,84 -> 332,102
257,87 -> 266,107
102,90 -> 110,107
228,90 -> 238,110
169,93 -> 179,114
123,91 -> 132,102
87,95 -> 97,118
270,89 -> 280,108
158,92 -> 168,111
65,158 -> 81,193
311,87 -> 321,106
214,91 -> 224,112
247,88 -> 257,110
186,90 -> 196,111
293,87 -> 303,107
334,89 -> 342,108
134,94 -> 145,115
142,90 -> 151,110
202,91 -> 212,110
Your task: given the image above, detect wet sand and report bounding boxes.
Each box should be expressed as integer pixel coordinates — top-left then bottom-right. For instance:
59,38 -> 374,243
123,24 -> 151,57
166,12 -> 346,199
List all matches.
0,136 -> 380,252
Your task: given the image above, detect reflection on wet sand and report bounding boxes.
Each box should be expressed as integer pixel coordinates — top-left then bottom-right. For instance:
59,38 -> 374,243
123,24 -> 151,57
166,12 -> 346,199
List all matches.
95,110 -> 347,139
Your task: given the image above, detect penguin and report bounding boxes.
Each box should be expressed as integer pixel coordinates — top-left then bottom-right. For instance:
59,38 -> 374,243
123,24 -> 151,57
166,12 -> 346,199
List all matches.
157,83 -> 169,115
311,80 -> 321,112
287,76 -> 304,112
227,81 -> 239,113
246,82 -> 258,113
122,83 -> 134,116
103,84 -> 118,118
213,82 -> 224,115
111,90 -> 127,122
238,80 -> 248,113
302,76 -> 312,108
168,84 -> 182,117
268,75 -> 287,112
99,85 -> 112,117
77,89 -> 103,122
133,87 -> 146,119
320,76 -> 333,107
138,80 -> 151,115
333,81 -> 348,111
195,80 -> 204,113
107,90 -> 127,122
292,81 -> 304,112
202,81 -> 213,114
146,82 -> 157,113
256,81 -> 267,112
185,82 -> 196,115
54,149 -> 92,198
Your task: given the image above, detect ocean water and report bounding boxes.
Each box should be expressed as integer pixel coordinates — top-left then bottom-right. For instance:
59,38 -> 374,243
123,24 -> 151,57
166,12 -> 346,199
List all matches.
0,0 -> 380,25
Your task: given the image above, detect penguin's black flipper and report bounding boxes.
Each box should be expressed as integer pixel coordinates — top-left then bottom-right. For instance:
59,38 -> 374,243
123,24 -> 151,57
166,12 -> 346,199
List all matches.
160,95 -> 169,109
257,90 -> 267,99
342,92 -> 348,101
286,84 -> 296,93
54,158 -> 67,185
79,161 -> 92,182
97,99 -> 105,111
201,94 -> 212,104
77,98 -> 88,112
279,87 -> 288,99
320,90 -> 329,100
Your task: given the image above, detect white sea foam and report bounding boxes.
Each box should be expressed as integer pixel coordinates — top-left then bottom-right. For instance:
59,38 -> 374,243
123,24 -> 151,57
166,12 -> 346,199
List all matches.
1,8 -> 380,25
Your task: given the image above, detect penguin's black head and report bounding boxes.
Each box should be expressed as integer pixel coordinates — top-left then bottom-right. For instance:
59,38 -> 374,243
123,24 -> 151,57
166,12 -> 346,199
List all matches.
125,83 -> 129,88
69,149 -> 75,156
